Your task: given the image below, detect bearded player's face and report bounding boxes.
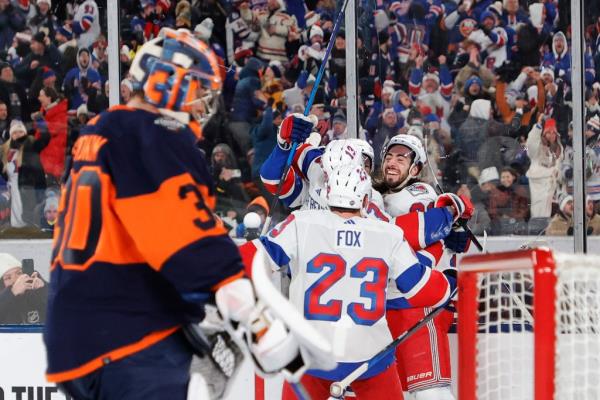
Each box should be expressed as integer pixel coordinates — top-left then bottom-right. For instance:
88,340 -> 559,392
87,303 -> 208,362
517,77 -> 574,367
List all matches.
382,145 -> 414,187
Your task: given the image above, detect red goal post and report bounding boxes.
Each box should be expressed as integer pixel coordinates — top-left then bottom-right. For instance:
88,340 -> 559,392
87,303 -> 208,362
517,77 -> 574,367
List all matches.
457,248 -> 600,400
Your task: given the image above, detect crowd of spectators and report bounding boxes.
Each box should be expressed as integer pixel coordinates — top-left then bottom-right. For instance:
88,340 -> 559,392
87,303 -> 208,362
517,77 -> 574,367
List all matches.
0,0 -> 600,238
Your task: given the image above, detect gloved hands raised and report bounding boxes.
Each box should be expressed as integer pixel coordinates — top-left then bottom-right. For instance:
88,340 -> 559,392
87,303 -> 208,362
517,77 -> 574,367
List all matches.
277,113 -> 318,150
435,192 -> 474,222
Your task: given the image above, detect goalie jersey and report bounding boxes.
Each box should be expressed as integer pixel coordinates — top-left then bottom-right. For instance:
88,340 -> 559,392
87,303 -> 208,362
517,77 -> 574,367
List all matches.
254,210 -> 455,380
44,106 -> 244,383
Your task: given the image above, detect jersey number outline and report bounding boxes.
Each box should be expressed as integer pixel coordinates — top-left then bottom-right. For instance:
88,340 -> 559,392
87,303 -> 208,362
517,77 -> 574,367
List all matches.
304,253 -> 388,326
409,201 -> 434,213
52,167 -> 103,269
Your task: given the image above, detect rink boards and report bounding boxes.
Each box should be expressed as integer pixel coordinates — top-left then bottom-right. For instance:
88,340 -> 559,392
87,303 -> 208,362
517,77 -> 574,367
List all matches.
2,237 -> 599,399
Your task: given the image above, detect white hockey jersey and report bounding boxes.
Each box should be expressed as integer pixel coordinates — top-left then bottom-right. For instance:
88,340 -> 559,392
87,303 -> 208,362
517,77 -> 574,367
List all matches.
384,182 -> 437,217
254,210 -> 454,380
383,181 -> 445,308
73,0 -> 101,49
260,142 -> 388,216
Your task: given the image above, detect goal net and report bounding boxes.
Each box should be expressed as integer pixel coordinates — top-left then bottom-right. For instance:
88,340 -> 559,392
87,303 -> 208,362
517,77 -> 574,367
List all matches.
457,248 -> 600,400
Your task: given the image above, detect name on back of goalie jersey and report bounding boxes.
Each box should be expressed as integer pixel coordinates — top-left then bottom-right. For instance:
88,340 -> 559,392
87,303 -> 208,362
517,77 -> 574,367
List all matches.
336,229 -> 362,248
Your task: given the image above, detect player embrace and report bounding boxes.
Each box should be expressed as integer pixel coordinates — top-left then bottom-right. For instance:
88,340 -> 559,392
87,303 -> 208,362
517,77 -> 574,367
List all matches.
377,134 -> 471,400
244,162 -> 461,399
44,28 -> 333,400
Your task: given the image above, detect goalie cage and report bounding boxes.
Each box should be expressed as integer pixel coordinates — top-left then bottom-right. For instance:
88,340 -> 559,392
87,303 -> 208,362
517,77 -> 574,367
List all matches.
457,248 -> 600,400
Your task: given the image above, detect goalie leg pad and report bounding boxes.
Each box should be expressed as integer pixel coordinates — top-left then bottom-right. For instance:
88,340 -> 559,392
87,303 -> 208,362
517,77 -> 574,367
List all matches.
187,373 -> 210,400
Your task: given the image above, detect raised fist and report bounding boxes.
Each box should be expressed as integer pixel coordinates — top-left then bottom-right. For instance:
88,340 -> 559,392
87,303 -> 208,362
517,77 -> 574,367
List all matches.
435,192 -> 474,222
277,113 -> 318,150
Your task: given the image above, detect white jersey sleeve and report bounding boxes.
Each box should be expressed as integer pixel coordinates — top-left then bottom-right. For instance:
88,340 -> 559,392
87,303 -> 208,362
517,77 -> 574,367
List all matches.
257,210 -> 454,374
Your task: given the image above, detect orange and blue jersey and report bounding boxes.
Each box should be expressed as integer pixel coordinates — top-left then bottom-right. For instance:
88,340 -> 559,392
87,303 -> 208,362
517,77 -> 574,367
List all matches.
44,106 -> 244,383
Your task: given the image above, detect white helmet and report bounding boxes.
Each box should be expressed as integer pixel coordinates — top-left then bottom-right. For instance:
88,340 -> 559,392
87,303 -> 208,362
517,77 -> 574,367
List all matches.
326,164 -> 372,210
381,134 -> 427,167
348,138 -> 374,167
321,139 -> 364,178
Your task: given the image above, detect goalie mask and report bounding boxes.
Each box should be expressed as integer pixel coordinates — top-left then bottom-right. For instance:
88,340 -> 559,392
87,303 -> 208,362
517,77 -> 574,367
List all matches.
129,28 -> 222,136
327,164 -> 372,210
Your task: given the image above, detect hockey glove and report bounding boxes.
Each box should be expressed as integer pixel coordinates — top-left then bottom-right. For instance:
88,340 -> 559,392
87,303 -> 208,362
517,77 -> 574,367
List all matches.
277,113 -> 318,150
444,225 -> 471,253
215,278 -> 301,378
435,193 -> 474,222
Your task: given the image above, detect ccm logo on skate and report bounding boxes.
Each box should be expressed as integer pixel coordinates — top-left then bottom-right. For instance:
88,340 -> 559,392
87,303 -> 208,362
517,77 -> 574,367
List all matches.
407,372 -> 433,382
336,230 -> 362,248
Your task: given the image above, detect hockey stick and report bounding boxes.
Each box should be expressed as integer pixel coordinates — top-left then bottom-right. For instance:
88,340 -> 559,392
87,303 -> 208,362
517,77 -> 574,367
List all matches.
261,0 -> 352,235
328,287 -> 458,399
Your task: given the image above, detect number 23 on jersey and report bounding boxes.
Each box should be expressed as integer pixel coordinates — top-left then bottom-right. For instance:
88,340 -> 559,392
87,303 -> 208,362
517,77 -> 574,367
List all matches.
304,253 -> 388,326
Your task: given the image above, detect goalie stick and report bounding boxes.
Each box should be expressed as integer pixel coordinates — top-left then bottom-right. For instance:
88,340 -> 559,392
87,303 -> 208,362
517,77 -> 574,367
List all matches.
261,0 -> 352,235
328,287 -> 459,399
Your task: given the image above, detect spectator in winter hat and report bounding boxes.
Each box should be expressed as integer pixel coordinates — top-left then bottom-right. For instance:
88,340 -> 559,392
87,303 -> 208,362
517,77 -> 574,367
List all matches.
408,55 -> 453,117
39,193 -> 58,232
120,79 -> 133,103
62,47 -> 102,111
194,18 -> 214,42
467,10 -> 508,71
14,31 -> 61,84
308,25 -> 324,46
463,75 -> 487,104
546,193 -> 574,236
0,63 -> 30,122
1,119 -> 48,227
41,66 -> 57,91
327,110 -> 347,142
0,253 -> 48,324
55,24 -> 77,60
526,115 -> 564,218
30,0 -> 56,37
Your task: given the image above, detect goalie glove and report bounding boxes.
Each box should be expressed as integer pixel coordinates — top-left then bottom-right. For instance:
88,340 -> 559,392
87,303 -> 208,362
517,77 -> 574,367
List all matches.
215,278 -> 302,378
435,192 -> 474,222
277,113 -> 318,150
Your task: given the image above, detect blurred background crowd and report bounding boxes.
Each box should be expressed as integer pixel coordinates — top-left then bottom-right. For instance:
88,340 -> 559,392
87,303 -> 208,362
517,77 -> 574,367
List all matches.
0,0 -> 599,239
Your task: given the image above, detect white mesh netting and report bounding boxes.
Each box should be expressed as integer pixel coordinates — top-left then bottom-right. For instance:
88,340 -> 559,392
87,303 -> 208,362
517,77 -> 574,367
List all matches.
475,270 -> 535,400
470,253 -> 600,400
554,254 -> 600,400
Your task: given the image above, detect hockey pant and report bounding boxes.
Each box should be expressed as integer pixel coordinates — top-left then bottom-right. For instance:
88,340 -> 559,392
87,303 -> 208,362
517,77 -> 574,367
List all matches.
282,364 -> 404,400
57,330 -> 192,400
386,308 -> 454,392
